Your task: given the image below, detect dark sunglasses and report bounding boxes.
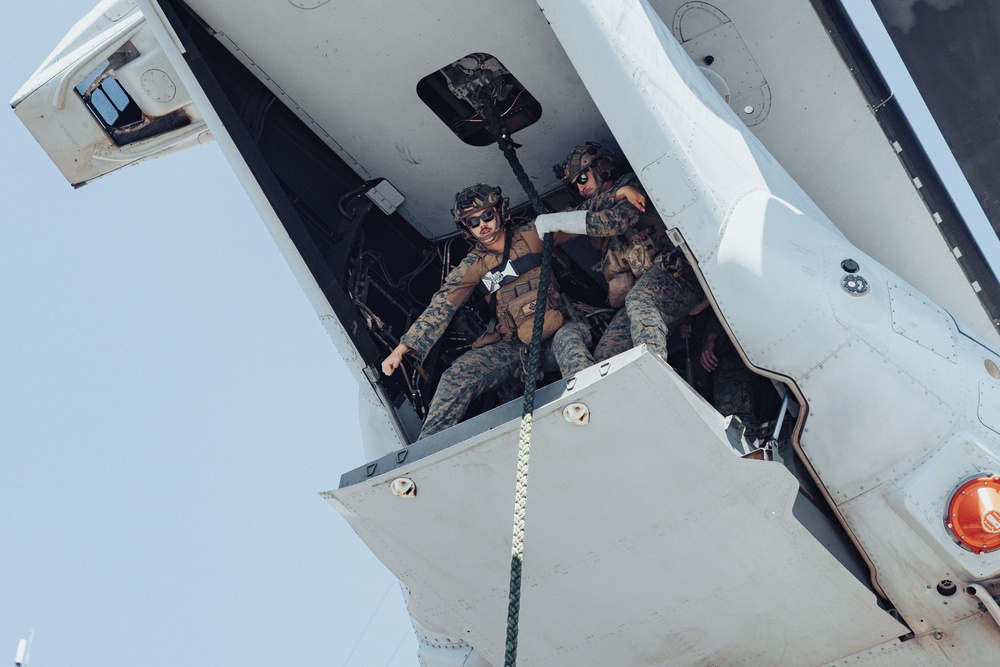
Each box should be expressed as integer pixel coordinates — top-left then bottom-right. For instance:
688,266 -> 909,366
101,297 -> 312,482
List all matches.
463,207 -> 496,229
574,170 -> 590,186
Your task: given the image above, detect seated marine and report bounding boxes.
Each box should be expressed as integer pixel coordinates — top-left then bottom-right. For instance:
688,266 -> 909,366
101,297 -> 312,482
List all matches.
537,142 -> 705,374
381,183 -> 590,439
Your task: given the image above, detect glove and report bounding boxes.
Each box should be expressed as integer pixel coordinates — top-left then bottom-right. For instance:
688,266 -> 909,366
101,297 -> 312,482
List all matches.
534,210 -> 588,236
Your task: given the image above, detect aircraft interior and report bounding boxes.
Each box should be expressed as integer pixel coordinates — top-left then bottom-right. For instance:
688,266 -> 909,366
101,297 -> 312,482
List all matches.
156,20 -> 791,449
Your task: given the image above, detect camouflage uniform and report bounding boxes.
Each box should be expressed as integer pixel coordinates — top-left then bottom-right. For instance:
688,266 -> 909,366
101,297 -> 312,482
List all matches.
551,319 -> 595,377
401,222 -> 588,439
625,256 -> 703,362
695,311 -> 760,439
553,308 -> 630,376
556,173 -> 703,375
595,308 -> 632,362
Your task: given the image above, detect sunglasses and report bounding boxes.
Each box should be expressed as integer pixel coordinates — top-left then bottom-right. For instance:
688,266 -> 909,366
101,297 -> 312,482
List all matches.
574,170 -> 590,186
463,207 -> 496,229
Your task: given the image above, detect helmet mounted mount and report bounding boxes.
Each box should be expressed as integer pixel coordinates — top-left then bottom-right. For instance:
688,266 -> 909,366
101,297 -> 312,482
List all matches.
452,183 -> 510,237
554,142 -> 614,190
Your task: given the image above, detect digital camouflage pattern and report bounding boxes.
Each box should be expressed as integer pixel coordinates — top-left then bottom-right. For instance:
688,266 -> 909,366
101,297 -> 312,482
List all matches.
578,173 -> 646,237
418,340 -> 524,439
699,314 -> 760,440
401,252 -> 478,361
418,330 -> 590,439
452,183 -> 504,222
553,310 -> 632,376
400,223 -> 573,360
626,260 -> 703,361
592,175 -> 758,431
401,222 -> 586,439
558,142 -> 615,186
560,164 -> 760,434
551,320 -> 595,376
713,349 -> 759,440
594,308 -> 632,362
571,171 -> 704,365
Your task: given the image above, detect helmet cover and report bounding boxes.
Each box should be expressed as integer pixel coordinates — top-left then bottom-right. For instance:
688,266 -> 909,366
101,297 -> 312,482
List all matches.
556,142 -> 614,187
453,183 -> 506,226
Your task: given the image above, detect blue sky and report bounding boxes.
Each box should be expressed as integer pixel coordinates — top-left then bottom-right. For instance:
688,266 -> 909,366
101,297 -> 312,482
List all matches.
2,2 -> 997,667
1,2 -> 416,665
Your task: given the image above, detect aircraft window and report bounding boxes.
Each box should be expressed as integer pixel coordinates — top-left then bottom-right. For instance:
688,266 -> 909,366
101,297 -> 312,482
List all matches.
75,42 -> 145,140
417,53 -> 542,146
83,75 -> 142,129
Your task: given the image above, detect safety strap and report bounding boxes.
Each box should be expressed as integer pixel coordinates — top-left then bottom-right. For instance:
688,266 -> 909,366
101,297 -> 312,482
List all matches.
476,228 -> 544,297
479,254 -> 545,296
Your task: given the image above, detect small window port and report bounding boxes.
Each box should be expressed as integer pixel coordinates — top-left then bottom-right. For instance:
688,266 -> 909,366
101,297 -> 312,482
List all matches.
75,41 -> 190,147
417,52 -> 542,147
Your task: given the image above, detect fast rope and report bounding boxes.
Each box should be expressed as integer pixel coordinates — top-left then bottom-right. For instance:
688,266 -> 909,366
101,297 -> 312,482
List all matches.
477,95 -> 553,667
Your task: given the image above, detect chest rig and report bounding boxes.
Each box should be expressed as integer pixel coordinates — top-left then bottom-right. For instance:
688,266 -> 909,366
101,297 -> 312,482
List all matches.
476,228 -> 564,346
600,207 -> 673,306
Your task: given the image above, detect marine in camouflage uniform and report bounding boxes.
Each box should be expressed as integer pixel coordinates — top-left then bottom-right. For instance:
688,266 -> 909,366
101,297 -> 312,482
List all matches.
382,184 -> 590,440
540,144 -> 703,374
698,312 -> 760,440
407,330 -> 588,439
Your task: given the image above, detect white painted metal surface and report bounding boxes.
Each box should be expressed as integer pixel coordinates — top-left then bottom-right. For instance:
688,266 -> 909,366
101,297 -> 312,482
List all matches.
538,0 -> 1000,654
326,350 -> 907,666
12,0 -> 208,185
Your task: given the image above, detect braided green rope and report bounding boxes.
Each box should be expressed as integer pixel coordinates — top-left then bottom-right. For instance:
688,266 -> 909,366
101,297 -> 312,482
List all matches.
478,97 -> 553,667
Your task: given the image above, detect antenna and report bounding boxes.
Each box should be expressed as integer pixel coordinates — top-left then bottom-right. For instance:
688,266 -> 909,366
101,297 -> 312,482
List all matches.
14,639 -> 26,667
14,630 -> 33,667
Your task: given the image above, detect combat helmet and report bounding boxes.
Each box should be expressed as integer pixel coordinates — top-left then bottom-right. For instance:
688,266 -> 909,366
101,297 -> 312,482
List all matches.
554,142 -> 614,188
452,183 -> 510,235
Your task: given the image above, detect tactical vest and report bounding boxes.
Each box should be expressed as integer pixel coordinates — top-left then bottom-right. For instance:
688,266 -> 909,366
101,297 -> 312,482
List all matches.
599,206 -> 673,306
476,228 -> 564,346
